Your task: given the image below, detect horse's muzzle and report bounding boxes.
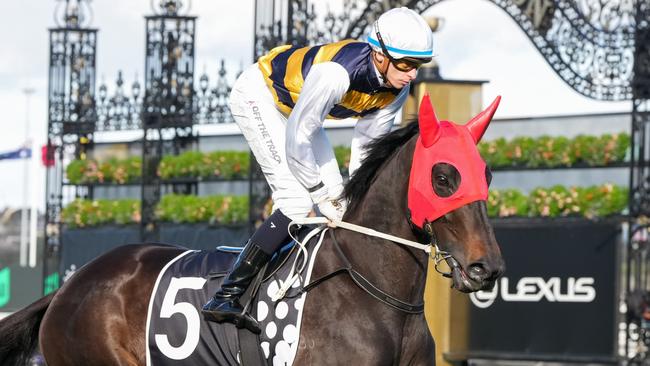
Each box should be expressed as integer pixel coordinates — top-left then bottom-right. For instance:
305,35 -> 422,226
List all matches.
449,262 -> 500,293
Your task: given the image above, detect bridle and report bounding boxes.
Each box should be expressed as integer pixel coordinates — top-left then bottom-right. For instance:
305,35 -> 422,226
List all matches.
421,221 -> 457,279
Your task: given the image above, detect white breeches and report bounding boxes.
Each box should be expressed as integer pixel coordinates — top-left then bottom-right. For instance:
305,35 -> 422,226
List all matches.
228,64 -> 342,219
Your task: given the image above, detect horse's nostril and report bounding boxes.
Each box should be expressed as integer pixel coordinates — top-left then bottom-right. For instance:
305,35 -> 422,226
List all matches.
468,263 -> 488,281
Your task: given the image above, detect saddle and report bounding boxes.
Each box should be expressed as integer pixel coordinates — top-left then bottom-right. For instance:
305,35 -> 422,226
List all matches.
145,225 -> 324,366
214,238 -> 299,284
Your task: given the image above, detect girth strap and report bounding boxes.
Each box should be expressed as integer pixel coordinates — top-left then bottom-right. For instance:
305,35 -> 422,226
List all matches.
301,229 -> 424,314
237,263 -> 268,366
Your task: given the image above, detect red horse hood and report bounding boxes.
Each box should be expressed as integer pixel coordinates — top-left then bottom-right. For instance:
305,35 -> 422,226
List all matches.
408,94 -> 501,228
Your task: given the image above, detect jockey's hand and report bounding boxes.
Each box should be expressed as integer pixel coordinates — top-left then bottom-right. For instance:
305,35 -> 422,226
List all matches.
317,198 -> 346,222
310,183 -> 347,222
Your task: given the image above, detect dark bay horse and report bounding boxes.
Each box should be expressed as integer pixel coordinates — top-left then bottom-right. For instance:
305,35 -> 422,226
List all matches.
0,96 -> 505,365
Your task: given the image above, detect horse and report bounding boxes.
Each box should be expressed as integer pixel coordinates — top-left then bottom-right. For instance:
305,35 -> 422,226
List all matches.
0,95 -> 505,365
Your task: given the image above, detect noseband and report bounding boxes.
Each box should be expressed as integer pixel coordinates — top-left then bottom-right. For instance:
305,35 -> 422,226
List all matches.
421,221 -> 457,279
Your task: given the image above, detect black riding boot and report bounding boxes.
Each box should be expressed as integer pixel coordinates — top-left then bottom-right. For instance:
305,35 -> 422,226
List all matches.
202,209 -> 292,333
202,242 -> 270,332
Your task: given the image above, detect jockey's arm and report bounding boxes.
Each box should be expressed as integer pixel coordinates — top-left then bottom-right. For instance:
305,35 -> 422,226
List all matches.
348,85 -> 409,176
285,62 -> 350,198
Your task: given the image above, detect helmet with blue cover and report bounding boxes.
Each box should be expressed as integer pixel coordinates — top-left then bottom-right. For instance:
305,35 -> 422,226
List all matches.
367,7 -> 434,73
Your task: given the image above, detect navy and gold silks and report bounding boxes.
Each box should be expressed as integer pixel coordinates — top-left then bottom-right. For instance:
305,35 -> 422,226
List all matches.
258,40 -> 400,119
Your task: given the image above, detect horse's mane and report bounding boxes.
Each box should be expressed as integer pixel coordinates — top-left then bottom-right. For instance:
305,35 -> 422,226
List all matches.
344,121 -> 419,214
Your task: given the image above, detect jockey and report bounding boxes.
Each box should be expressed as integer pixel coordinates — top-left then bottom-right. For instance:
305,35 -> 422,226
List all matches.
202,7 -> 434,333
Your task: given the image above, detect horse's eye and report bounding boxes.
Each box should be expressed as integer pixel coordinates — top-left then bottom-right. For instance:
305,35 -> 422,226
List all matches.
432,163 -> 460,198
485,166 -> 493,186
436,175 -> 449,186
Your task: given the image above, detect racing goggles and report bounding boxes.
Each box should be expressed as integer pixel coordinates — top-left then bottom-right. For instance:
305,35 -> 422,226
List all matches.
374,28 -> 431,72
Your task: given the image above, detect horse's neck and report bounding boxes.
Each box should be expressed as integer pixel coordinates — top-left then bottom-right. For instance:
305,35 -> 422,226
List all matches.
320,137 -> 429,302
351,137 -> 416,241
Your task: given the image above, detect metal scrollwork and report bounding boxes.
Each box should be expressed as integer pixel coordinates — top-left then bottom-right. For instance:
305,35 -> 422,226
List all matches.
635,1 -> 650,100
575,0 -> 636,32
256,0 -> 639,101
150,0 -> 192,16
194,60 -> 238,124
54,0 -> 94,28
497,0 -> 635,100
450,0 -> 636,100
90,59 -> 239,131
96,72 -> 142,131
142,14 -> 196,128
630,2 -> 650,217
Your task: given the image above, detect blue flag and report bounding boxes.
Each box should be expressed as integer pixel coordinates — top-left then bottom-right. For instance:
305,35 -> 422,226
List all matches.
0,146 -> 31,160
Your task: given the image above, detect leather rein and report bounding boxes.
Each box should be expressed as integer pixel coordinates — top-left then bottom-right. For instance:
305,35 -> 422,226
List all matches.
280,217 -> 456,314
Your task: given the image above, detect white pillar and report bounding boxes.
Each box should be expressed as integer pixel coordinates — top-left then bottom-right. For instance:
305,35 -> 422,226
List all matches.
29,139 -> 39,268
20,87 -> 35,267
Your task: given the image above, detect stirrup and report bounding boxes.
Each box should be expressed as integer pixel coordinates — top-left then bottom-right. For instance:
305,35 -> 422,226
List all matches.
233,311 -> 261,334
202,304 -> 261,334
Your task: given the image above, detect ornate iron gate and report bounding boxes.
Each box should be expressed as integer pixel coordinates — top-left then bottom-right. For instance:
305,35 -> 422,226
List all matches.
44,0 -> 240,286
45,0 -> 97,292
140,2 -> 198,242
628,2 -> 650,363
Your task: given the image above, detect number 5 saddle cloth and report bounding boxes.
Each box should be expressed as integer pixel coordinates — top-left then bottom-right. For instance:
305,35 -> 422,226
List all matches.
146,226 -> 327,366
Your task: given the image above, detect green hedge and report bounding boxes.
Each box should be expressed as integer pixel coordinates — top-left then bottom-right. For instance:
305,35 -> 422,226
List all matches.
158,151 -> 250,180
156,194 -> 249,224
478,133 -> 630,168
67,151 -> 251,184
61,195 -> 249,228
66,157 -> 142,184
62,184 -> 627,227
61,199 -> 141,227
487,184 -> 628,218
334,133 -> 629,172
66,133 -> 630,184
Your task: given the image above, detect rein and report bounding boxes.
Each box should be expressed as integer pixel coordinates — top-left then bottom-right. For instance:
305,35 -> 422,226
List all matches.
269,217 -> 455,314
305,229 -> 424,313
292,217 -> 455,278
296,217 -> 432,252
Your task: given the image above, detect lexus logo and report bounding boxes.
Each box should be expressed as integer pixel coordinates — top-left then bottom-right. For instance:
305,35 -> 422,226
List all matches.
470,277 -> 596,308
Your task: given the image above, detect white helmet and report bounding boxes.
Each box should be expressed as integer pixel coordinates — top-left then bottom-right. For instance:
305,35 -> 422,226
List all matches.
367,7 -> 434,61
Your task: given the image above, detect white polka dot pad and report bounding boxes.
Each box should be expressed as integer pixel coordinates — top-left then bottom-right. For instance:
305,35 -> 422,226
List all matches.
251,226 -> 327,366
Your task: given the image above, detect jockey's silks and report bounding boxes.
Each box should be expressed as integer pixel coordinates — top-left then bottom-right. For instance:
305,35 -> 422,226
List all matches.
408,95 -> 501,228
258,40 -> 400,119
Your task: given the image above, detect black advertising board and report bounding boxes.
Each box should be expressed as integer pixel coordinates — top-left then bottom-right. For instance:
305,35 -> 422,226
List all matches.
59,224 -> 249,281
466,218 -> 621,363
0,265 -> 42,312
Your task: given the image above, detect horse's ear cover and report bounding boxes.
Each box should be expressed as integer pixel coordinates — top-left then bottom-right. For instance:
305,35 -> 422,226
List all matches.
418,94 -> 441,147
466,96 -> 501,144
408,94 -> 501,228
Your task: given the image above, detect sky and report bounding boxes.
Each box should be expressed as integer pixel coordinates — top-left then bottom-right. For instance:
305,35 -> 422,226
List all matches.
0,0 -> 632,210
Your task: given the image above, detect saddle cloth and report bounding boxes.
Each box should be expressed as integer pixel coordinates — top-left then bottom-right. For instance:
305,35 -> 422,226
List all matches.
145,226 -> 327,366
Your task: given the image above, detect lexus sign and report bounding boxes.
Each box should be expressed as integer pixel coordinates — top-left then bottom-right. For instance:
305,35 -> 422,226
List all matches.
470,276 -> 597,308
466,219 -> 620,363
